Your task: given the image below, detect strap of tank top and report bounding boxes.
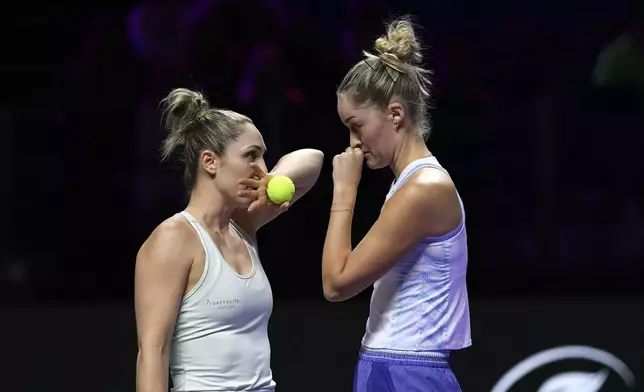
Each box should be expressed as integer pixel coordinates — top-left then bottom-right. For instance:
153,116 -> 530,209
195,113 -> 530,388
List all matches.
178,211 -> 212,300
230,220 -> 258,248
179,211 -> 212,247
180,210 -> 196,223
390,158 -> 449,195
388,158 -> 465,218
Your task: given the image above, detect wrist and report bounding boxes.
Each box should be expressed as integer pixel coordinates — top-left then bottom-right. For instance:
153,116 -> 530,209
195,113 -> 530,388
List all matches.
333,186 -> 357,205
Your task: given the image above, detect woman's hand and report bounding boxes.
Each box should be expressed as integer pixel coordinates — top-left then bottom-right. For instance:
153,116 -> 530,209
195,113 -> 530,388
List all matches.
332,147 -> 364,191
238,163 -> 291,213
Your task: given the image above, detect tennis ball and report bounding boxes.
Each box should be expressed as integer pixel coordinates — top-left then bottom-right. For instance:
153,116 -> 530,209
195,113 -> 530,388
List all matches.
267,176 -> 295,204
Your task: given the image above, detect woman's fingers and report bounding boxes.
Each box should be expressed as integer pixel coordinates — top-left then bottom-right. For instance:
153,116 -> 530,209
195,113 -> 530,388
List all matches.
237,189 -> 259,199
238,178 -> 261,188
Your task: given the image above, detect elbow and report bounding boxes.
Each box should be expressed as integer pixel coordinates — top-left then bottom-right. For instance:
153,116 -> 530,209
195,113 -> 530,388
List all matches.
303,149 -> 324,168
323,282 -> 348,302
302,149 -> 324,186
290,148 -> 323,162
304,148 -> 324,160
324,287 -> 343,302
137,343 -> 169,371
137,339 -> 169,359
308,149 -> 324,173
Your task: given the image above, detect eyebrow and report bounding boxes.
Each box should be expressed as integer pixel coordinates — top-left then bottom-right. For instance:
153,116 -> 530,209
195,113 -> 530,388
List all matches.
244,144 -> 266,153
343,115 -> 355,124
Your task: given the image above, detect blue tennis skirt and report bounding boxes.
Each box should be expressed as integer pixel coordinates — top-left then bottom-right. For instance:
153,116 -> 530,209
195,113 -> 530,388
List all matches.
353,349 -> 462,392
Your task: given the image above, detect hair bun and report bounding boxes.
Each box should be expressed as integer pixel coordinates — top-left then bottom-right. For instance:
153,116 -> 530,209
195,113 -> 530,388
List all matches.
374,19 -> 423,65
161,88 -> 210,136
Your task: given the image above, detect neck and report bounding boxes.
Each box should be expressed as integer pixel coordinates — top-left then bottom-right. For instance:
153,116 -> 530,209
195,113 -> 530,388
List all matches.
186,182 -> 234,233
390,133 -> 432,179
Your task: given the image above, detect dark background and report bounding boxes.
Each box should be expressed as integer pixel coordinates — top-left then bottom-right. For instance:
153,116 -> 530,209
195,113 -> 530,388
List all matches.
2,0 -> 643,391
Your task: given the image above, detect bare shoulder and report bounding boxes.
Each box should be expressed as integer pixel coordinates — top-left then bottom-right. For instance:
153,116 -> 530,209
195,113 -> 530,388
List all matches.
405,167 -> 457,200
135,214 -> 197,348
137,214 -> 198,270
384,168 -> 461,236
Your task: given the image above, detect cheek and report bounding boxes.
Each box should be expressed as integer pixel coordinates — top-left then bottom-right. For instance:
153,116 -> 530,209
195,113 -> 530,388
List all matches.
220,160 -> 251,182
238,162 -> 254,180
362,126 -> 385,149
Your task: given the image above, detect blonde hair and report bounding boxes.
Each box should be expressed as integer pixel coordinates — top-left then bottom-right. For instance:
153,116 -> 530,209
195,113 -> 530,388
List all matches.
337,17 -> 433,139
160,88 -> 252,189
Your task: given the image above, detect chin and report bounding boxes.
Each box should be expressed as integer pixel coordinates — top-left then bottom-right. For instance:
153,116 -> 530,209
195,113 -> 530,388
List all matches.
365,156 -> 387,170
237,197 -> 254,208
230,195 -> 253,209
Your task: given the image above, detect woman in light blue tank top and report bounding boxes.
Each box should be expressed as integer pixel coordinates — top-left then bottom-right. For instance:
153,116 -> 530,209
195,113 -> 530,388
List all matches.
322,17 -> 471,392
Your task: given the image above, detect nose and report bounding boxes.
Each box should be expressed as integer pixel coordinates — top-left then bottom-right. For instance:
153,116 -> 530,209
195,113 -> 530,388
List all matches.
256,157 -> 268,171
349,134 -> 362,150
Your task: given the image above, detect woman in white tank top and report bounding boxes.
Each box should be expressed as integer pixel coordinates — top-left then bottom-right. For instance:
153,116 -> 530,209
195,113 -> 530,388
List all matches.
134,88 -> 323,392
322,17 -> 471,391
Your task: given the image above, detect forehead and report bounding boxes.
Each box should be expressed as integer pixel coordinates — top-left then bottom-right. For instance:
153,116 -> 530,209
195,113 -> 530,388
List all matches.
337,93 -> 358,116
337,93 -> 381,123
337,93 -> 366,120
231,122 -> 266,150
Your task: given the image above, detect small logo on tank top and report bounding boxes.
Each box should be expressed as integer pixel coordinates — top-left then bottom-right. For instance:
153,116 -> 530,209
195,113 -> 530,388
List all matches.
206,298 -> 240,309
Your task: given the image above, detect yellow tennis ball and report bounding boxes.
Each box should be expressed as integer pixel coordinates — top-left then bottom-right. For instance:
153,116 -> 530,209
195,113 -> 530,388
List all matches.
267,176 -> 295,204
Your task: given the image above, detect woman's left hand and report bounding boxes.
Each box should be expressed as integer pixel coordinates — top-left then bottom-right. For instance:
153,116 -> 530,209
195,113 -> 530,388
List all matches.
332,147 -> 364,190
238,163 -> 291,213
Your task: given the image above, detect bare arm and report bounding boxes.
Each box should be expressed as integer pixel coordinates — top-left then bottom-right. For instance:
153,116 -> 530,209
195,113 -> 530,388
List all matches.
233,148 -> 324,234
135,218 -> 195,392
322,170 -> 462,302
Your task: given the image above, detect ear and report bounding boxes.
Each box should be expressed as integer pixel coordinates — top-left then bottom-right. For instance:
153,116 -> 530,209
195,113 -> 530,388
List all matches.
387,101 -> 405,130
201,150 -> 218,175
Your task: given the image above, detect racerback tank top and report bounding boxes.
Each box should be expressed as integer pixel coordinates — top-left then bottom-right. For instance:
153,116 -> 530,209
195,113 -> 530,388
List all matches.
169,211 -> 275,391
361,156 -> 472,354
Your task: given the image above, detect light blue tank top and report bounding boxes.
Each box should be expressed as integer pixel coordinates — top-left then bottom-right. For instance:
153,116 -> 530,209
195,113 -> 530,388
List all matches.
361,156 -> 472,355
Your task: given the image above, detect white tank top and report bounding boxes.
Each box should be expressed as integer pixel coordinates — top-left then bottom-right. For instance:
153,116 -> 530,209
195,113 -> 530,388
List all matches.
361,156 -> 472,354
170,211 -> 275,392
